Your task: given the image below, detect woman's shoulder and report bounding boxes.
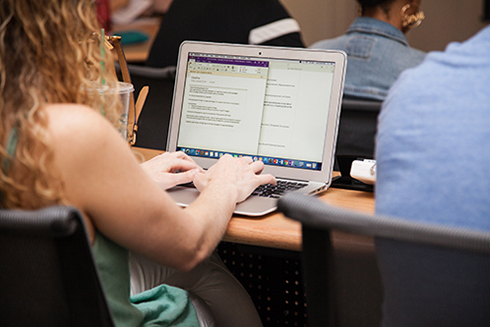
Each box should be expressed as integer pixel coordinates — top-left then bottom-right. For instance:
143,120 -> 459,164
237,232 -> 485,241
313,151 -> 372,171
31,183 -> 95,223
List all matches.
43,103 -> 128,164
43,103 -> 117,141
44,103 -> 108,125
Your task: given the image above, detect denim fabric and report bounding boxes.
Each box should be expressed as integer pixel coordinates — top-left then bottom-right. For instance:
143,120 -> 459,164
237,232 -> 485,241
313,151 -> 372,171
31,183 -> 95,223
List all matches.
310,17 -> 425,100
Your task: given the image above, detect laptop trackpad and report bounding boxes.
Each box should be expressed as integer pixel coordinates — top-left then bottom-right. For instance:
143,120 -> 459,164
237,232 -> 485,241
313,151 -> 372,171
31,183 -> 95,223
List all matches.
166,186 -> 277,217
167,186 -> 200,206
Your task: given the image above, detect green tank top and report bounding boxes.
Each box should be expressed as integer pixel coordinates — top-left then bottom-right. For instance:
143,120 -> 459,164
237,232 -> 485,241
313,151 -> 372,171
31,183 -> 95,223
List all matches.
1,128 -> 19,204
92,233 -> 199,327
2,127 -> 18,175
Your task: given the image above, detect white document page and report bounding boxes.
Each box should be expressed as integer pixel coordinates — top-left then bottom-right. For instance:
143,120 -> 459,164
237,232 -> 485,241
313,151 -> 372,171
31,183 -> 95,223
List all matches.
258,61 -> 335,162
177,58 -> 268,155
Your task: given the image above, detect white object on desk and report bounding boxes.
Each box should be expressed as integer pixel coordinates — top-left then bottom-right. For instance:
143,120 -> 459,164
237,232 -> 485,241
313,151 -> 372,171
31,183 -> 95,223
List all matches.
350,159 -> 376,185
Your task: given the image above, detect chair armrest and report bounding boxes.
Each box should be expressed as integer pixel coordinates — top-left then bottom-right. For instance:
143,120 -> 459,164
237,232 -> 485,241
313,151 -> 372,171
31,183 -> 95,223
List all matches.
278,192 -> 490,254
0,206 -> 82,237
341,99 -> 382,112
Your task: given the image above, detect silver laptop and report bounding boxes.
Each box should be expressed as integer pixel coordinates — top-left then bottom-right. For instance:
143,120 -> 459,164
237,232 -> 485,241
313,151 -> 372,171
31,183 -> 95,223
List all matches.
166,41 -> 346,216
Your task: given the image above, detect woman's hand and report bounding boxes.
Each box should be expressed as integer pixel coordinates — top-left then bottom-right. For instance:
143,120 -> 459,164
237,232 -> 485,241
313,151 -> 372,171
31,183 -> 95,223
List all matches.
193,154 -> 276,203
140,151 -> 204,190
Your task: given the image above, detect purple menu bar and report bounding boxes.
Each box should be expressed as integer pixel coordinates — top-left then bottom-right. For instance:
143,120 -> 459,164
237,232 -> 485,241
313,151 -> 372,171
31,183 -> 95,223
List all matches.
189,55 -> 269,68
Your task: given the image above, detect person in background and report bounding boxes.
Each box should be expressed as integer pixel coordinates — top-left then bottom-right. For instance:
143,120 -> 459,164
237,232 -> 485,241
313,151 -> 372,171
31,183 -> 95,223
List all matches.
375,25 -> 490,325
0,0 -> 275,326
146,0 -> 305,68
310,0 -> 426,101
96,0 -> 112,31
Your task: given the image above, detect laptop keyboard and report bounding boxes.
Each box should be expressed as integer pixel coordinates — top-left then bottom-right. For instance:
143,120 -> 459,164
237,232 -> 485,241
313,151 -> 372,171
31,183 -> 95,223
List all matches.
177,180 -> 307,199
251,180 -> 308,199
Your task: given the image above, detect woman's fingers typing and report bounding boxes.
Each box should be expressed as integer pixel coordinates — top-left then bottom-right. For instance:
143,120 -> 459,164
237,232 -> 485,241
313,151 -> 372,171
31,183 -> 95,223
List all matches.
141,151 -> 204,190
142,152 -> 275,199
193,154 -> 276,203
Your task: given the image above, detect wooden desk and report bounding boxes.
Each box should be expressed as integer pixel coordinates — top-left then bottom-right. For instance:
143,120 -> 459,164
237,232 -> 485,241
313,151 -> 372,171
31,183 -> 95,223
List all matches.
112,17 -> 161,63
132,147 -> 375,252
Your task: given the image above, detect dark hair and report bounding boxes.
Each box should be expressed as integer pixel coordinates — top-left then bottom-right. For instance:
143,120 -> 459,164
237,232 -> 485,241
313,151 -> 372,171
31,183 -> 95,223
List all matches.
356,0 -> 397,14
356,0 -> 396,6
485,0 -> 490,21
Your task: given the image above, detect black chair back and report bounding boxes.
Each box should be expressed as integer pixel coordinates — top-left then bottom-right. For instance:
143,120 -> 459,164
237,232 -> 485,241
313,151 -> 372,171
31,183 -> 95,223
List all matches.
278,193 -> 490,327
332,99 -> 382,191
0,206 -> 115,327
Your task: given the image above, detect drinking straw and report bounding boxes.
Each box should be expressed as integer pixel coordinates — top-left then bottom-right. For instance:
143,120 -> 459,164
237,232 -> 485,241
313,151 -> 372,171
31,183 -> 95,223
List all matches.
100,28 -> 106,116
101,28 -> 106,85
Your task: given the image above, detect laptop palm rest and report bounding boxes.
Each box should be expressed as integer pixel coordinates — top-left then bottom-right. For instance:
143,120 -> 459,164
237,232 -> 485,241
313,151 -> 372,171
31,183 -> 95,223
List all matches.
166,181 -> 327,217
166,186 -> 277,217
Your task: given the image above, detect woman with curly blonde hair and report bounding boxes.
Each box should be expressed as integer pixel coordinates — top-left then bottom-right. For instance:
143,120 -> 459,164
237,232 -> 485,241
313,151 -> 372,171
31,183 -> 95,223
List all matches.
0,0 -> 273,326
0,0 -> 121,208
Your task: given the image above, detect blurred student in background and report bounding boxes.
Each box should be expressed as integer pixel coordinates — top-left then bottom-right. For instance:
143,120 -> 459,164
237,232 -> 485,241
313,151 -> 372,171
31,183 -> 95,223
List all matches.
146,0 -> 305,68
311,0 -> 426,101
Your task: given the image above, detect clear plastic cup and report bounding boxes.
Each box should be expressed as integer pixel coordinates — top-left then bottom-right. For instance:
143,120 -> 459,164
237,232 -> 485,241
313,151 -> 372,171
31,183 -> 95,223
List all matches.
116,82 -> 134,140
96,81 -> 134,140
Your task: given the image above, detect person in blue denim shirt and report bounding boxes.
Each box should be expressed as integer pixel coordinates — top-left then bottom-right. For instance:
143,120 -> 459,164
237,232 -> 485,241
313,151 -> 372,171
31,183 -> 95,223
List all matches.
311,0 -> 426,100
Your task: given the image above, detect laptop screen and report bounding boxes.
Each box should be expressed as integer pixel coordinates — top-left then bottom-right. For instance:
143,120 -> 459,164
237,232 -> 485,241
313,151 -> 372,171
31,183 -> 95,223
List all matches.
174,51 -> 336,171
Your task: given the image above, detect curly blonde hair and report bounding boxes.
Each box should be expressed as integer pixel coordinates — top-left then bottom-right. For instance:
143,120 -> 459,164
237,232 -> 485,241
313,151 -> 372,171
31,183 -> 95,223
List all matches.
0,0 -> 121,208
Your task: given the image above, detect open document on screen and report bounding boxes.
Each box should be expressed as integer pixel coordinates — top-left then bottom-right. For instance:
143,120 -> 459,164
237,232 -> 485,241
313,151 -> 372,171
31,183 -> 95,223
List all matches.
178,56 -> 269,155
258,60 -> 334,163
176,52 -> 336,171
